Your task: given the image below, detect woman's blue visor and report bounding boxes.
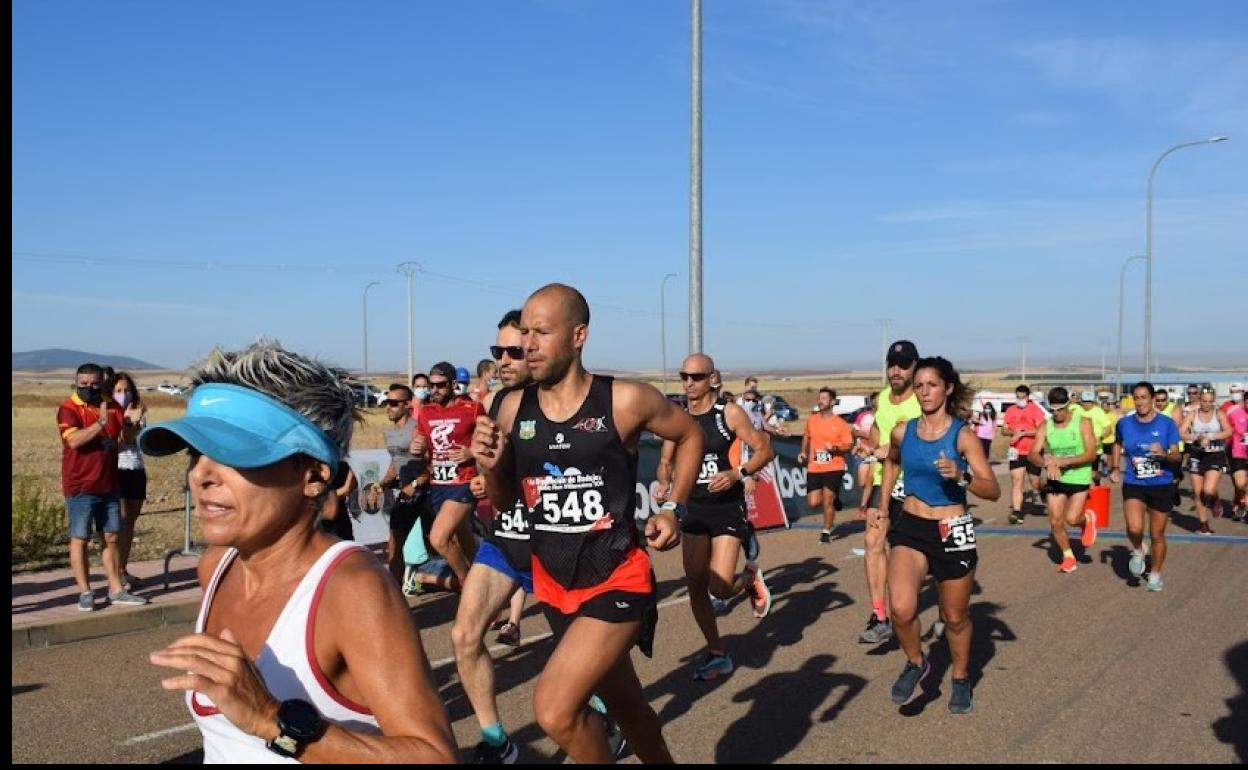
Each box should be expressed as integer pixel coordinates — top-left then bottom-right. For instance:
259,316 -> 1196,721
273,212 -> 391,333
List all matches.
139,383 -> 340,469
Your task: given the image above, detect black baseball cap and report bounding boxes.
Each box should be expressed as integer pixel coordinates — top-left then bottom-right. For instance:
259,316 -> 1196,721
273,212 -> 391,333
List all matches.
885,340 -> 919,368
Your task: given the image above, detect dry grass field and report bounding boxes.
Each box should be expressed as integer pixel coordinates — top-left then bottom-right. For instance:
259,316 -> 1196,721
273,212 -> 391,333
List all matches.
11,368 -> 1025,571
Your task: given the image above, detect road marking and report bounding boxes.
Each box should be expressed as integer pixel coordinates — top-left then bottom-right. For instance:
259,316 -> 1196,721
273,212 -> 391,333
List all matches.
122,722 -> 198,746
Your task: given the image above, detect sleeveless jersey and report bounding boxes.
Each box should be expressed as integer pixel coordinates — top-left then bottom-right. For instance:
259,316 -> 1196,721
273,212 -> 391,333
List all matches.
510,375 -> 650,613
689,402 -> 743,508
190,542 -> 380,763
484,386 -> 532,572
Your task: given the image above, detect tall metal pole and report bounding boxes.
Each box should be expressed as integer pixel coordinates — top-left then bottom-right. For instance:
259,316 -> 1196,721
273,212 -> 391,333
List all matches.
1117,255 -> 1145,395
688,0 -> 703,354
660,272 -> 677,394
1020,338 -> 1029,385
876,318 -> 893,386
397,262 -> 419,386
363,280 -> 381,383
1101,344 -> 1106,383
1144,136 -> 1229,378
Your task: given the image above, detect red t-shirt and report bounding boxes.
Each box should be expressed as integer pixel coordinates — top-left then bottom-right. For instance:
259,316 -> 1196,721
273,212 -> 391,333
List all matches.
1003,401 -> 1046,457
417,396 -> 485,485
58,393 -> 125,497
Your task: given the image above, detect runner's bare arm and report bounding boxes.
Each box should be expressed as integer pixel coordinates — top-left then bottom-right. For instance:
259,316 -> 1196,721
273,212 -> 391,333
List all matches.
1026,422 -> 1047,468
725,402 -> 773,475
655,438 -> 677,502
958,425 -> 1000,501
475,389 -> 522,512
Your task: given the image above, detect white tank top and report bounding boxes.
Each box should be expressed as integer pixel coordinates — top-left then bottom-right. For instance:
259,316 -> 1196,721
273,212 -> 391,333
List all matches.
189,541 -> 381,763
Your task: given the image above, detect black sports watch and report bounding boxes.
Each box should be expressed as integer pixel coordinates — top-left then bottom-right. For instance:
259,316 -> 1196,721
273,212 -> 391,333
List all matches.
958,470 -> 974,488
267,699 -> 325,758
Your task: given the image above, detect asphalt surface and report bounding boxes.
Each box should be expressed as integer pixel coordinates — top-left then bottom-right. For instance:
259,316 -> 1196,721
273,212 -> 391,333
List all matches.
12,494 -> 1248,764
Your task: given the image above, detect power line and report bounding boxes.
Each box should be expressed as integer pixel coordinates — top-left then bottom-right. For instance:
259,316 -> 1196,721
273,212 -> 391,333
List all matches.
14,249 -> 879,332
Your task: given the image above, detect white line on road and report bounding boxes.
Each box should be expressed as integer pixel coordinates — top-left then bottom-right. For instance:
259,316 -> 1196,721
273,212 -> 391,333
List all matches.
122,722 -> 199,746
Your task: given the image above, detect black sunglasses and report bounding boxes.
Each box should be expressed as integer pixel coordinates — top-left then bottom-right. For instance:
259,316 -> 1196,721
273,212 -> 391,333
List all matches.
428,380 -> 451,389
679,371 -> 710,382
490,345 -> 524,361
383,399 -> 411,407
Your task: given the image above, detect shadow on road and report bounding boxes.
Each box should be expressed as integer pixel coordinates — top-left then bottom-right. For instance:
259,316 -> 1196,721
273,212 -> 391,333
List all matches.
1212,640 -> 1248,762
715,653 -> 866,763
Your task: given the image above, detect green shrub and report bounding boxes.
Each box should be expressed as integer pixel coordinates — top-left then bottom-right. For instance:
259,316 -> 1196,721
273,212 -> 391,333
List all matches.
12,474 -> 65,563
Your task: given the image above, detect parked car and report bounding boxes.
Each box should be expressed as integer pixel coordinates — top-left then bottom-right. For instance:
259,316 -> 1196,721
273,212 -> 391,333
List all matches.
349,383 -> 386,408
766,395 -> 799,422
156,383 -> 187,396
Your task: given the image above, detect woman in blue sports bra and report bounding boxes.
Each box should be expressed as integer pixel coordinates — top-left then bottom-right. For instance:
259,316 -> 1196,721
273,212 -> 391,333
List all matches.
876,356 -> 999,715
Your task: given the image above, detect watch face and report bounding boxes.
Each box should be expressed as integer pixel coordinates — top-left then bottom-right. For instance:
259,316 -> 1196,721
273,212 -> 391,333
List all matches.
278,699 -> 324,740
272,735 -> 299,757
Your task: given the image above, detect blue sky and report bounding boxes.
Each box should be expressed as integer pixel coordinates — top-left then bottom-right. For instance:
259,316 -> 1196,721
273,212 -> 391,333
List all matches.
12,0 -> 1247,374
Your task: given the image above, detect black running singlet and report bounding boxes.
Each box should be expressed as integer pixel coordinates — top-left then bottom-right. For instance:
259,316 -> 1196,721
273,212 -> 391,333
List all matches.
485,385 -> 532,572
689,402 -> 744,508
510,375 -> 640,591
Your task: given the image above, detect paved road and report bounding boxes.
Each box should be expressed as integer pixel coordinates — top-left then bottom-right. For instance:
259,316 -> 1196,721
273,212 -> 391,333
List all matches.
13,504 -> 1248,763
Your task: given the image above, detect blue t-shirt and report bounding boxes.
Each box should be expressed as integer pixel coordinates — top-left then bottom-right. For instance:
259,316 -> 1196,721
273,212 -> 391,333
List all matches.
1116,413 -> 1181,486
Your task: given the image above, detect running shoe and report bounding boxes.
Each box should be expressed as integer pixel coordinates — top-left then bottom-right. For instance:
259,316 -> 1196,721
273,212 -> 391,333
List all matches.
889,655 -> 930,705
1146,573 -> 1164,592
859,615 -> 893,644
693,652 -> 734,681
744,563 -> 771,619
108,590 -> 148,606
1081,510 -> 1098,548
78,591 -> 95,612
948,677 -> 974,714
402,566 -> 422,597
1128,551 -> 1146,578
1008,510 -> 1025,525
1057,556 -> 1078,574
1197,523 -> 1213,535
601,711 -> 628,759
495,622 -> 521,648
709,593 -> 730,616
471,737 -> 519,764
819,530 -> 832,544
489,617 -> 509,632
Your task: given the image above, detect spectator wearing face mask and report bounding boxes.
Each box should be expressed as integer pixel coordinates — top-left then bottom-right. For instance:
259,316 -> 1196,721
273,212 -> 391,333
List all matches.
474,359 -> 499,403
58,363 -> 148,611
455,366 -> 472,398
410,373 -> 430,419
109,371 -> 149,591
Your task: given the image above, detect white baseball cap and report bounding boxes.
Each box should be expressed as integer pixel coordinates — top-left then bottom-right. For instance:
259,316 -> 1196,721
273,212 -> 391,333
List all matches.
1080,390 -> 1096,402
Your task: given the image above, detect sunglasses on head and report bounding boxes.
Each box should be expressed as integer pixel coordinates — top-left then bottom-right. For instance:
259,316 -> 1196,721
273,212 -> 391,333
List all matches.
490,345 -> 524,361
679,371 -> 710,382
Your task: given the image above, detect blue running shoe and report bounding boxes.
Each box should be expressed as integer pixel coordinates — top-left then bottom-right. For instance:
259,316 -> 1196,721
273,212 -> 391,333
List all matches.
693,652 -> 734,681
948,677 -> 974,714
890,655 -> 929,705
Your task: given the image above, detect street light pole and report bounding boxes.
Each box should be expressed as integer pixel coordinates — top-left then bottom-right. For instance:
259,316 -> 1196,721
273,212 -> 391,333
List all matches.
660,273 -> 678,394
1020,337 -> 1029,385
1144,135 -> 1229,377
362,281 -> 381,383
397,262 -> 420,386
875,318 -> 893,386
688,0 -> 703,355
1117,255 -> 1145,396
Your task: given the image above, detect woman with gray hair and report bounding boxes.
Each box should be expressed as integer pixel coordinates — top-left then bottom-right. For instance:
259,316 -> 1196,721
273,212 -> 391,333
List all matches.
142,341 -> 456,763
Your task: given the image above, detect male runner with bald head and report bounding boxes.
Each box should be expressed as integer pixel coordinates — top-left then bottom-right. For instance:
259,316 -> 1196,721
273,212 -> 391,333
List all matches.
657,353 -> 775,681
472,283 -> 703,763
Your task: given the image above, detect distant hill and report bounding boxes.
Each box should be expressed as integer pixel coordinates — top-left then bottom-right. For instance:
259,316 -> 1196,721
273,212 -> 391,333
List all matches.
12,349 -> 163,371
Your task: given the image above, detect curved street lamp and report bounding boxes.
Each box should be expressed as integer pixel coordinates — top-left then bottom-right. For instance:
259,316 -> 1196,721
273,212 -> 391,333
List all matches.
1144,135 -> 1228,376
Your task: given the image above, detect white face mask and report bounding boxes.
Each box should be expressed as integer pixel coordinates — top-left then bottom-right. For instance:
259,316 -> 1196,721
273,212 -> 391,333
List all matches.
1016,399 -> 1028,408
413,387 -> 429,401
1233,392 -> 1244,403
454,383 -> 468,396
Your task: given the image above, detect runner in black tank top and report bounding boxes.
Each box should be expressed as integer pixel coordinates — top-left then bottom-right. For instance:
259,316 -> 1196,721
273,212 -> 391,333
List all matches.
658,353 -> 775,681
471,284 -> 702,764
